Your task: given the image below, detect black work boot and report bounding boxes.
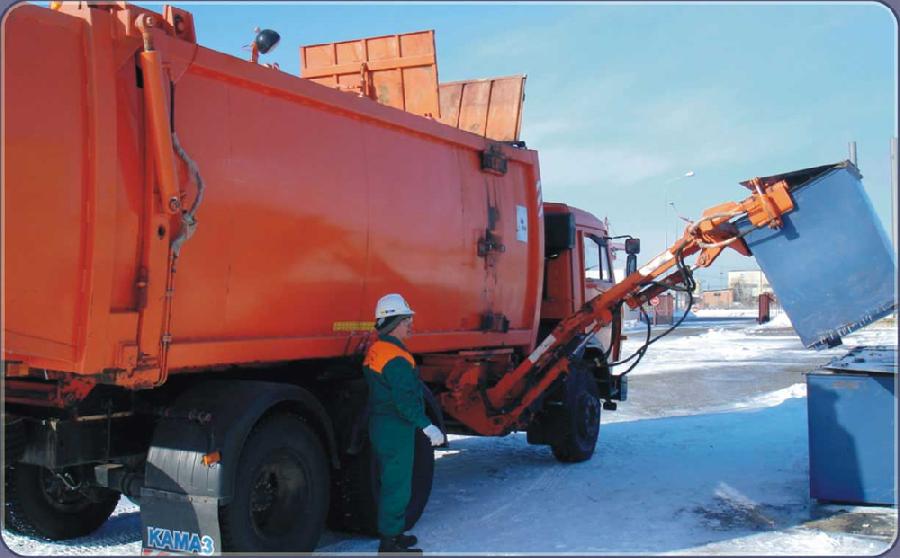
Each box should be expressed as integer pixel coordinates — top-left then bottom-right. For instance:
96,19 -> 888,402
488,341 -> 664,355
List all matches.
395,533 -> 418,548
378,535 -> 423,554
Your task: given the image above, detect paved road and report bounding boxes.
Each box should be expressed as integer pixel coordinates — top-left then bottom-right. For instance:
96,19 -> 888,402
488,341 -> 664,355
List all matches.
3,318 -> 895,555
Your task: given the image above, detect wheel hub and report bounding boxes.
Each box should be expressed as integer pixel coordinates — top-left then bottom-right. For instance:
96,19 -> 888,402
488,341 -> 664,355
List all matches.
248,450 -> 310,540
576,393 -> 601,441
38,468 -> 90,511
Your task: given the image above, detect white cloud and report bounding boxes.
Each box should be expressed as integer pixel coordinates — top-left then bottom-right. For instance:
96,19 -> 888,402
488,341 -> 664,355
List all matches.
537,144 -> 677,188
530,84 -> 813,193
522,117 -> 584,146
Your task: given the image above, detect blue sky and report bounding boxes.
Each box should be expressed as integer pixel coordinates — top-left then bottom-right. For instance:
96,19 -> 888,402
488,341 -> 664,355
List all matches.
152,1 -> 895,288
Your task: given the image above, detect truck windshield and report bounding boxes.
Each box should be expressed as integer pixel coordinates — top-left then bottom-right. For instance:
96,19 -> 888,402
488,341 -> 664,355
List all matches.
584,235 -> 601,280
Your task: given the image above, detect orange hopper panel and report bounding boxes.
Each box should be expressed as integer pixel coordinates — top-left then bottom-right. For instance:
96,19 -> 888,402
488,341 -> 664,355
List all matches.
438,75 -> 526,141
299,30 -> 440,118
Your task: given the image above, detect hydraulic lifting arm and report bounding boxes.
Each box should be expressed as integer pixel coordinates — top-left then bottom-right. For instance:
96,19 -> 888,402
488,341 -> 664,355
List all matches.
480,178 -> 796,434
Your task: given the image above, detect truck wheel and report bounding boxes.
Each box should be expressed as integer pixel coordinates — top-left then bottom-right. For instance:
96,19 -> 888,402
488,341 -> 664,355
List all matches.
3,464 -> 119,540
329,430 -> 434,535
550,368 -> 602,463
219,414 -> 329,552
402,429 -> 435,531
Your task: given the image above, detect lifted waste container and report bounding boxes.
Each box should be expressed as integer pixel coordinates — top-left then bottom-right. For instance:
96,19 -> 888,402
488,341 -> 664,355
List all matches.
806,345 -> 896,505
737,161 -> 896,349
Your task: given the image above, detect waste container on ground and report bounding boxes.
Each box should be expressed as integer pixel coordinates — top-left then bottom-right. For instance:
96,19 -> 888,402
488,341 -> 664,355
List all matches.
806,345 -> 896,505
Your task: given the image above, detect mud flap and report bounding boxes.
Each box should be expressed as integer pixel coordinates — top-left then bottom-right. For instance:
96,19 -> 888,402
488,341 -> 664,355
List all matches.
138,380 -> 338,555
141,489 -> 220,555
140,417 -> 224,556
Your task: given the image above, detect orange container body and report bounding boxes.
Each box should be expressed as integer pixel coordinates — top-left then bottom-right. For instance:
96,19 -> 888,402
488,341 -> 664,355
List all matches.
300,30 -> 441,118
438,75 -> 527,142
2,5 -> 544,384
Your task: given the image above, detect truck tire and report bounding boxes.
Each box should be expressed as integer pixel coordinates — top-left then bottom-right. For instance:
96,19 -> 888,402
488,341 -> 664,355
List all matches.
3,464 -> 119,540
329,430 -> 434,535
549,367 -> 602,463
219,414 -> 329,552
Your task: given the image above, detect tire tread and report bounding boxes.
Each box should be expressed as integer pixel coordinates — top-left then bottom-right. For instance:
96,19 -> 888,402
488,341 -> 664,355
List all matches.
219,413 -> 329,553
3,464 -> 118,540
549,366 -> 601,463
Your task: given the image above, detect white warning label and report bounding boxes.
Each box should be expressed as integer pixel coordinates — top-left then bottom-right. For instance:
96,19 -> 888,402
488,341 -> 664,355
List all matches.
528,334 -> 556,363
638,251 -> 675,276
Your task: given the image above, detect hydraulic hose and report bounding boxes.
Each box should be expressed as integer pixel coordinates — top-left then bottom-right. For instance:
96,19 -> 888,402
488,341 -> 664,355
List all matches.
137,16 -> 205,387
170,132 -> 205,257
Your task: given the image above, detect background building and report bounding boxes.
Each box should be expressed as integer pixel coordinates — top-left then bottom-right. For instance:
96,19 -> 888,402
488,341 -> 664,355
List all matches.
727,270 -> 771,305
700,289 -> 734,308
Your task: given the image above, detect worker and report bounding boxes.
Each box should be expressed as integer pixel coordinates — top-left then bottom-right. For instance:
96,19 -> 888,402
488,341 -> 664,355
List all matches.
364,293 -> 445,554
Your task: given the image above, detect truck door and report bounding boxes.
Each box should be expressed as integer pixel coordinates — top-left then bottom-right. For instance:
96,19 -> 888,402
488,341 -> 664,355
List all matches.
581,232 -> 615,352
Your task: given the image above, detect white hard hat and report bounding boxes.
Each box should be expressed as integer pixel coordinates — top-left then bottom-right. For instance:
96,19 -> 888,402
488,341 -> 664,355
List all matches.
374,293 -> 415,320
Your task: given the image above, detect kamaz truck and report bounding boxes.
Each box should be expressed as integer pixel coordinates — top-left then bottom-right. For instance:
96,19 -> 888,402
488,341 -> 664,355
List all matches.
3,2 -> 895,554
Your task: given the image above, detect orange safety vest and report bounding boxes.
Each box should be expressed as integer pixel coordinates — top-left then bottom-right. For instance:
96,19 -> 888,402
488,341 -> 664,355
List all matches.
363,340 -> 415,375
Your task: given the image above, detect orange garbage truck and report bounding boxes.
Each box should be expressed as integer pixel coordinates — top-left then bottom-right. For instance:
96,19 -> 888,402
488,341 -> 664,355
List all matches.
6,3 -> 895,555
2,3 -> 626,552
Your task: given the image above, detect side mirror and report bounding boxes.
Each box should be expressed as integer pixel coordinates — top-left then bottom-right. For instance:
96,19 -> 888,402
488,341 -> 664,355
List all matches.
625,238 -> 640,255
625,254 -> 638,276
544,213 -> 576,254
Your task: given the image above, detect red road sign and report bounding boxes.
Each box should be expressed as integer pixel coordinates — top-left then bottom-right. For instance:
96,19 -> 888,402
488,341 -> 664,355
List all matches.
650,296 -> 660,307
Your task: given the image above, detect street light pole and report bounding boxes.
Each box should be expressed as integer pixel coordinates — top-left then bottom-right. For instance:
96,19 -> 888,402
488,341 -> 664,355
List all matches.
664,170 -> 695,248
663,171 -> 694,316
669,201 -> 678,242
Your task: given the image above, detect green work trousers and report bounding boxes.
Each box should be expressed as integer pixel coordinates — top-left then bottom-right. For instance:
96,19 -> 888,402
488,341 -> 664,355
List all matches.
369,413 -> 415,537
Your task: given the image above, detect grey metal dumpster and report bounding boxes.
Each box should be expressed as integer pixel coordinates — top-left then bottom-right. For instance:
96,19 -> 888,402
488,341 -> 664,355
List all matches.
736,161 -> 896,349
806,345 -> 896,505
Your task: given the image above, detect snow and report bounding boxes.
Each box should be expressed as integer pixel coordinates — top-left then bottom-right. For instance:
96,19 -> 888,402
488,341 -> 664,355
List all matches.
3,499 -> 141,556
728,382 -> 807,410
4,319 -> 896,556
693,308 -> 759,318
759,311 -> 794,329
322,396 -> 894,555
620,314 -> 895,379
671,529 -> 890,555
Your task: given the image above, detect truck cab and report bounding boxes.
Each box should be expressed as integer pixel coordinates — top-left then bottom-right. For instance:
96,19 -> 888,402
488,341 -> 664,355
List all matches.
540,203 -> 622,362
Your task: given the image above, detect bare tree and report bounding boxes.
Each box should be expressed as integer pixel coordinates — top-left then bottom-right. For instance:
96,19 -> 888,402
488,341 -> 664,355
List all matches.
731,278 -> 752,306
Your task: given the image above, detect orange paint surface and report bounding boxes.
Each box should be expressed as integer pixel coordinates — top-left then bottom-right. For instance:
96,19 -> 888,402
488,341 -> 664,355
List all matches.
300,30 -> 441,118
439,75 -> 526,142
2,4 -> 544,386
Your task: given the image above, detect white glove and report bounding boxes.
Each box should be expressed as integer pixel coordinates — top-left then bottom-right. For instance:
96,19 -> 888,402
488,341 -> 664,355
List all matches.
423,424 -> 445,446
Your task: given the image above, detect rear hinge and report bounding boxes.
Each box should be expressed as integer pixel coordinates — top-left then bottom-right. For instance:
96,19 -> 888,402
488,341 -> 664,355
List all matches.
480,313 -> 510,333
135,267 -> 149,310
116,343 -> 139,372
477,230 -> 505,257
481,146 -> 508,176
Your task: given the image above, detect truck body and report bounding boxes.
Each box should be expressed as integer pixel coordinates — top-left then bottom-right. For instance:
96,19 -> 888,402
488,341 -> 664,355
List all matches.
5,4 -> 549,379
2,3 -> 623,552
5,4 -> 895,555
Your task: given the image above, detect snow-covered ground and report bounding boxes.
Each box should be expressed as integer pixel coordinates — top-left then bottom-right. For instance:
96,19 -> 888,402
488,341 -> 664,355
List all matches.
692,308 -> 760,318
4,317 -> 896,555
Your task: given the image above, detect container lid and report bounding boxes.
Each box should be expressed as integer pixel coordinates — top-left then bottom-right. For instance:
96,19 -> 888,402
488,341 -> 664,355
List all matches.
820,345 -> 897,375
438,75 -> 527,141
736,162 -> 895,349
300,30 -> 440,118
738,160 -> 861,191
